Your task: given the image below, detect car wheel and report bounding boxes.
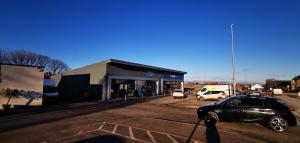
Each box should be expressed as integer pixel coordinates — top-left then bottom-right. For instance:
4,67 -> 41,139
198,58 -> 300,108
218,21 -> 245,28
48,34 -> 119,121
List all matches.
205,112 -> 219,126
198,96 -> 204,101
269,116 -> 288,132
217,97 -> 223,101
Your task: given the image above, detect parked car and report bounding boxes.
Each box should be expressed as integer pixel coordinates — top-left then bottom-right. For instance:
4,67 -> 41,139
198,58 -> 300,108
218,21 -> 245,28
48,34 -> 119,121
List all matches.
197,91 -> 227,101
197,95 -> 297,132
172,89 -> 185,98
273,88 -> 283,95
245,91 -> 261,96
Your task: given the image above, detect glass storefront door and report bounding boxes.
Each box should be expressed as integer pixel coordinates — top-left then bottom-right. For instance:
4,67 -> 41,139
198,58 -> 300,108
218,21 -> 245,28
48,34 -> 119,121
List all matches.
111,79 -> 135,99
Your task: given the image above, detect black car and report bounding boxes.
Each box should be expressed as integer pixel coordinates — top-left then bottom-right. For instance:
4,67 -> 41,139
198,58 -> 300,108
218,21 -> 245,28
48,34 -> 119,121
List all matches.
197,95 -> 297,132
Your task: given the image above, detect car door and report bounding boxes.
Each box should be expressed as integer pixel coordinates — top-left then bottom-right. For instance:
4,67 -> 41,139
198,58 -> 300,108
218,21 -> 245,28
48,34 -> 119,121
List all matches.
210,91 -> 219,99
203,91 -> 211,99
217,98 -> 243,121
240,98 -> 266,122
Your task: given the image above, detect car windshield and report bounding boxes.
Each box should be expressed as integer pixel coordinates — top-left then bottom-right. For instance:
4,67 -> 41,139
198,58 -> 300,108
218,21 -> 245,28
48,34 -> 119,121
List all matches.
200,88 -> 207,92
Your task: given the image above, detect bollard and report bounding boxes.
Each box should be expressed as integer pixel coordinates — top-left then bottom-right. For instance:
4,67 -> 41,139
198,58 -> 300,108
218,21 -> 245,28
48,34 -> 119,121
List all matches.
125,94 -> 127,102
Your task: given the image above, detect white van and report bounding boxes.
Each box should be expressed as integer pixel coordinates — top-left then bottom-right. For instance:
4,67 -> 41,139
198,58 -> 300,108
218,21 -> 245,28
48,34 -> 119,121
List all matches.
196,85 -> 232,100
272,88 -> 283,95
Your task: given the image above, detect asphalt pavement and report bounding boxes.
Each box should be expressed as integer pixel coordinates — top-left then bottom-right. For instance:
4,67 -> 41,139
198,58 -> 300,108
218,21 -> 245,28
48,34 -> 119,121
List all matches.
0,95 -> 300,143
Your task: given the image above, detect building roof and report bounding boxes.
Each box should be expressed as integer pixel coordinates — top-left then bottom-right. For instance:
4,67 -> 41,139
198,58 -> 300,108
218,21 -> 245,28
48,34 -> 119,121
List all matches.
104,59 -> 187,74
292,75 -> 300,80
251,84 -> 264,89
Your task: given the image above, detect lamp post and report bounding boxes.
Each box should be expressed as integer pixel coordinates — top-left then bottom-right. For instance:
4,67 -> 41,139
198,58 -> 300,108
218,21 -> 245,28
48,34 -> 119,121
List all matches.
231,24 -> 236,96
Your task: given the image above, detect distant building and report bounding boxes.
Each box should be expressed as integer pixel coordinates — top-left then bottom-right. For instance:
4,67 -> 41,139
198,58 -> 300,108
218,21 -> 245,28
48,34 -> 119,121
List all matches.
0,64 -> 44,107
265,79 -> 291,92
250,84 -> 264,91
291,76 -> 300,91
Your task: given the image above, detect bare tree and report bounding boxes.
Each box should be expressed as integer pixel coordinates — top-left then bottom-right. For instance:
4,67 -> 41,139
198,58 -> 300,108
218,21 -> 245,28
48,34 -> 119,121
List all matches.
2,49 -> 70,74
0,49 -> 9,63
9,50 -> 28,65
24,51 -> 38,66
36,55 -> 50,68
0,49 -> 4,63
47,59 -> 69,74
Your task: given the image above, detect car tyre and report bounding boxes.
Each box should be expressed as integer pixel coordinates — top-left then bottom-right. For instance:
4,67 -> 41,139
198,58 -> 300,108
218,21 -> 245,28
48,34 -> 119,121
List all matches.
217,97 -> 223,101
205,112 -> 219,126
198,96 -> 204,101
269,116 -> 288,132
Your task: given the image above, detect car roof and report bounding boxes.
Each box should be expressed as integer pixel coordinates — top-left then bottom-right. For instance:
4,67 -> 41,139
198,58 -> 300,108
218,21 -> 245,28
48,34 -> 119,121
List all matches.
235,95 -> 277,100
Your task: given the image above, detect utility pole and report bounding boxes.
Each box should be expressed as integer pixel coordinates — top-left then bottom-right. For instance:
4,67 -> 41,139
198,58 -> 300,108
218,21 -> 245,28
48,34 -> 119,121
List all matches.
231,24 -> 236,96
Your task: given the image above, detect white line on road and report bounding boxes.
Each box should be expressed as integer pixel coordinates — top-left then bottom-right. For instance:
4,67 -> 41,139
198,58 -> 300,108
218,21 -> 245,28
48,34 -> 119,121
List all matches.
73,125 -> 90,137
167,134 -> 178,143
96,121 -> 202,143
129,126 -> 135,139
146,131 -> 157,143
98,122 -> 105,130
99,126 -> 147,143
112,124 -> 118,133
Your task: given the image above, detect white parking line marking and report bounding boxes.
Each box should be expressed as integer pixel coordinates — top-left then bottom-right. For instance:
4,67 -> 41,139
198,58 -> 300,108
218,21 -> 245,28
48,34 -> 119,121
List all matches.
146,131 -> 157,143
167,134 -> 178,143
129,126 -> 135,139
99,127 -> 147,143
96,122 -> 202,143
98,122 -> 105,130
73,125 -> 90,137
112,124 -> 118,133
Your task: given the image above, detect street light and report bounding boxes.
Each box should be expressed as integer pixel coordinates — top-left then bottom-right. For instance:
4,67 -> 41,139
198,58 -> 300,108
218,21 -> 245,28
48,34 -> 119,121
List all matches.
231,24 -> 236,96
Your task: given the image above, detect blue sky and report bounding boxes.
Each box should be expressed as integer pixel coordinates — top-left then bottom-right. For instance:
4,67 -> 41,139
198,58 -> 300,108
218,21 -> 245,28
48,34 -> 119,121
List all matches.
0,0 -> 299,83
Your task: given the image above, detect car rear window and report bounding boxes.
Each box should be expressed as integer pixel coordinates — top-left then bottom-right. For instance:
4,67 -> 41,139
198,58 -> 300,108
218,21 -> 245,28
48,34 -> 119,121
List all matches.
241,98 -> 264,107
226,98 -> 242,107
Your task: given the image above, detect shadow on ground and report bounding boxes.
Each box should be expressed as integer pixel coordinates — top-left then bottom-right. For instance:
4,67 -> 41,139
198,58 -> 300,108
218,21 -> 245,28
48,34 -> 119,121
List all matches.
0,96 -> 164,133
186,118 -> 220,143
74,135 -> 125,143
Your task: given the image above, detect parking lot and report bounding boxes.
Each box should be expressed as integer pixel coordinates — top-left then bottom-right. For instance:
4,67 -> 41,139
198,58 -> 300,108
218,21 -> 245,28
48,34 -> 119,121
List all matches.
0,94 -> 300,143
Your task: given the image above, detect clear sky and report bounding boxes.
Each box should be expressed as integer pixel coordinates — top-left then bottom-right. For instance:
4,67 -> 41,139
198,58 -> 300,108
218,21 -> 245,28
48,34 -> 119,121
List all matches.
0,0 -> 299,83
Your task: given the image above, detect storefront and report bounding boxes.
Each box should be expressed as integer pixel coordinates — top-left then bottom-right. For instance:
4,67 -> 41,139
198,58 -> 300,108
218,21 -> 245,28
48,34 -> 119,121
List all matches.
53,59 -> 186,101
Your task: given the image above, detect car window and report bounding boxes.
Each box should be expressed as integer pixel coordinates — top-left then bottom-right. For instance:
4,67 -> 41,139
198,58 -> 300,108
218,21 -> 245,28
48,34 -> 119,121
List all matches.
241,98 -> 264,107
213,91 -> 219,94
201,88 -> 207,92
225,98 -> 242,107
205,91 -> 211,95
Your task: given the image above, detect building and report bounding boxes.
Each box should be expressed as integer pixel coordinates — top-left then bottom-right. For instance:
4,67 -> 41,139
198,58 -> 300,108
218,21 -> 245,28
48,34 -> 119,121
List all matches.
0,64 -> 44,107
291,75 -> 300,91
265,79 -> 291,92
52,59 -> 187,101
250,84 -> 264,91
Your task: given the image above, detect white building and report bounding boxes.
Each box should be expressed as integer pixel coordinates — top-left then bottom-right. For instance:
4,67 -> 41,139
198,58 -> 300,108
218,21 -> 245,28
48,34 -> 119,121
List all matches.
250,84 -> 264,91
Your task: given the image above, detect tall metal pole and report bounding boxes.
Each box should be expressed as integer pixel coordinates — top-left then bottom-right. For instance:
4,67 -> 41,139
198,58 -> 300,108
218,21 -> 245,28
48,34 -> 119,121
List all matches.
231,24 -> 236,96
